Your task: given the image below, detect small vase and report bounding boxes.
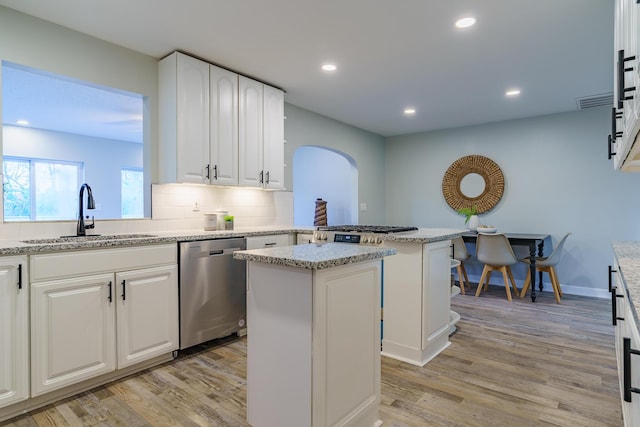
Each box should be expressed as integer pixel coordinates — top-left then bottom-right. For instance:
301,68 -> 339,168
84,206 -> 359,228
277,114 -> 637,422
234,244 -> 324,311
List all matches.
225,221 -> 233,230
468,215 -> 479,231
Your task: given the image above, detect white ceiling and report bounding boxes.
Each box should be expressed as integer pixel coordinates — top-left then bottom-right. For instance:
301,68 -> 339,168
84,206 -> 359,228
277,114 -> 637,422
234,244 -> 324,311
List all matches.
0,0 -> 614,138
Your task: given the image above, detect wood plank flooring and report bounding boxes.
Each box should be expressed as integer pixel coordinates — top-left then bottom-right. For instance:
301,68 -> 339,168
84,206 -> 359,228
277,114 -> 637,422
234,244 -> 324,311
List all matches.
2,287 -> 623,426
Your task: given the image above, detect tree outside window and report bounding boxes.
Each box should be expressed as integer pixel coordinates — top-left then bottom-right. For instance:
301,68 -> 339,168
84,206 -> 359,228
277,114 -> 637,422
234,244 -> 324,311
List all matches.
121,168 -> 143,219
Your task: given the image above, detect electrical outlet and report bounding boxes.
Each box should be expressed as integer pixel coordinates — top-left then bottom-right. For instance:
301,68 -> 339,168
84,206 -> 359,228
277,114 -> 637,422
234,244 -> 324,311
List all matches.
360,203 -> 367,211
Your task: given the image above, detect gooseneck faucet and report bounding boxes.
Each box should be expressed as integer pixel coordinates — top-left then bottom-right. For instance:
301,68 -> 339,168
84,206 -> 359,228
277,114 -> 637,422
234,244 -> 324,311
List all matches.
77,183 -> 96,236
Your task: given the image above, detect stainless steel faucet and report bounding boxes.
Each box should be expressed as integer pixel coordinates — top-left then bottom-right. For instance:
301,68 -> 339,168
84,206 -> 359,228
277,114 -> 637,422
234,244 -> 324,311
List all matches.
77,183 -> 96,236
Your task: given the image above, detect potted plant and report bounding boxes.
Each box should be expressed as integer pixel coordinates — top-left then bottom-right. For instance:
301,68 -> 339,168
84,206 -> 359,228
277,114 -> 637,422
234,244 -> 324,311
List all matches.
224,215 -> 234,230
457,206 -> 479,231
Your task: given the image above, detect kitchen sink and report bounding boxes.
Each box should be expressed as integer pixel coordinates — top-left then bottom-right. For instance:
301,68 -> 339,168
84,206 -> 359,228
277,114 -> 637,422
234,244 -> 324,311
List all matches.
21,234 -> 158,244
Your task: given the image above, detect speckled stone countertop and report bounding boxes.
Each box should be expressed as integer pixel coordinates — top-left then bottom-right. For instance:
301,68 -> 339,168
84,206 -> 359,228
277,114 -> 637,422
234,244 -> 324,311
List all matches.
613,241 -> 640,324
380,228 -> 466,243
0,226 -> 311,256
233,242 -> 397,270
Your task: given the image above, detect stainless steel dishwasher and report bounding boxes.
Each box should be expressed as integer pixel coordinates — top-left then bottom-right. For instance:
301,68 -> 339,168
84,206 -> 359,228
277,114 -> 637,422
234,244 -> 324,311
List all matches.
179,238 -> 246,349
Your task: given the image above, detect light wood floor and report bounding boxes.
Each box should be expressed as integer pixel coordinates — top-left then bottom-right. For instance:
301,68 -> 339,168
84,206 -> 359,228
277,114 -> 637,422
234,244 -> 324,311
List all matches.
2,287 -> 623,427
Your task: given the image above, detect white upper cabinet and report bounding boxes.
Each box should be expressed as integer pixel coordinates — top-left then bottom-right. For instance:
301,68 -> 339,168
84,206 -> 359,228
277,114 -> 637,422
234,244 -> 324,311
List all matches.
0,257 -> 28,409
210,65 -> 239,186
160,52 -> 284,187
239,76 -> 285,189
263,85 -> 285,189
613,0 -> 640,171
159,52 -> 210,183
239,76 -> 264,187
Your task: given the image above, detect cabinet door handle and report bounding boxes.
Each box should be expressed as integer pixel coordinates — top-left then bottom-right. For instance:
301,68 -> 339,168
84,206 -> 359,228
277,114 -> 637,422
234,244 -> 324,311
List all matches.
612,286 -> 625,325
121,280 -> 126,300
623,337 -> 640,402
618,49 -> 637,109
17,264 -> 22,290
265,171 -> 270,184
609,265 -> 618,292
608,135 -> 616,159
205,164 -> 210,180
259,170 -> 264,184
612,108 -> 623,141
213,165 -> 218,180
264,242 -> 277,247
108,281 -> 113,303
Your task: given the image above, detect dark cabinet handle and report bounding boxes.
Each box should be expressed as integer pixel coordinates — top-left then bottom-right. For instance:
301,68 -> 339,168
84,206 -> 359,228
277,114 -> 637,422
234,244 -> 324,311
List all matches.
17,264 -> 22,290
213,165 -> 218,180
612,107 -> 623,141
618,49 -> 637,109
205,164 -> 210,180
609,265 -> 618,292
108,281 -> 113,302
623,337 -> 640,402
611,286 -> 625,325
265,171 -> 270,184
608,135 -> 617,160
259,170 -> 264,184
121,280 -> 126,300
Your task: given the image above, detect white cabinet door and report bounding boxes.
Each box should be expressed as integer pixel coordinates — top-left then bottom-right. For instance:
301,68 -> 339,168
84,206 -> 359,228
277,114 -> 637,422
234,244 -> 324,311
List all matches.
31,274 -> 116,396
263,85 -> 285,190
210,64 -> 238,186
421,240 -> 451,351
239,76 -> 264,187
115,265 -> 179,369
0,257 -> 28,408
176,52 -> 210,183
246,234 -> 291,250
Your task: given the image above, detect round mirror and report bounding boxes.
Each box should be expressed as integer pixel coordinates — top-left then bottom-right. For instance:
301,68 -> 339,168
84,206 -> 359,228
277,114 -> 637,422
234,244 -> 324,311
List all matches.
442,155 -> 504,213
459,173 -> 486,198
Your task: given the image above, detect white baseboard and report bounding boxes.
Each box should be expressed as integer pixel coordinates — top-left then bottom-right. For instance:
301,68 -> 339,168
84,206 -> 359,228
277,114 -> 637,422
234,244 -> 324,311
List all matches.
462,273 -> 609,299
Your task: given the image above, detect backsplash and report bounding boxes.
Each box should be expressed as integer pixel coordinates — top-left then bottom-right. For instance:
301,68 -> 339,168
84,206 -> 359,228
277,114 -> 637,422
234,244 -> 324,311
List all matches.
151,184 -> 294,228
0,184 -> 294,240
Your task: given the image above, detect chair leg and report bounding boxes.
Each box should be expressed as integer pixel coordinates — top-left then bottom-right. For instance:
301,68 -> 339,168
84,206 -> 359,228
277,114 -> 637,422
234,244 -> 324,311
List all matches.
484,271 -> 493,291
520,269 -> 531,298
461,263 -> 470,290
476,266 -> 490,297
500,266 -> 512,301
456,265 -> 466,294
506,266 -> 518,295
548,267 -> 562,303
551,266 -> 563,297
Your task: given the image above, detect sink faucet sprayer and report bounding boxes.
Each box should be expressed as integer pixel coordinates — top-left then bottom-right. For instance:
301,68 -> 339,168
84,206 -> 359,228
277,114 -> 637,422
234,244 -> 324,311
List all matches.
77,183 -> 96,236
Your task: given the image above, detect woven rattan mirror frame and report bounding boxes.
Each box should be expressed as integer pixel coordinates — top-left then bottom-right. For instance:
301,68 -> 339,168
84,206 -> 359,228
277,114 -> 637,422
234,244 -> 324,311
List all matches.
442,155 -> 504,213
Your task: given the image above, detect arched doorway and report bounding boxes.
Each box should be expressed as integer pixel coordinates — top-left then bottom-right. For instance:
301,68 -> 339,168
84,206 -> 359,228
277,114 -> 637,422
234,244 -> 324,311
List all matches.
293,146 -> 358,226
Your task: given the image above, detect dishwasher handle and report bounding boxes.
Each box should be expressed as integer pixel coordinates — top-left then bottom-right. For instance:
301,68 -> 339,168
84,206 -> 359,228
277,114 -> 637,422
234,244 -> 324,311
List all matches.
209,247 -> 243,256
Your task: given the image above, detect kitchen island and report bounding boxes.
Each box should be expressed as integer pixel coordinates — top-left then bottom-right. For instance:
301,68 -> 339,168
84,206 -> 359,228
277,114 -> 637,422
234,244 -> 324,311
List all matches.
234,243 -> 396,427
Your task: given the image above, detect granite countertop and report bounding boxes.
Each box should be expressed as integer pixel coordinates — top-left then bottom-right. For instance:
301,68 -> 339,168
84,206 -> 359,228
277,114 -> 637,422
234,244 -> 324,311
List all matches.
613,241 -> 640,325
0,226 -> 312,256
233,242 -> 397,270
381,228 -> 466,243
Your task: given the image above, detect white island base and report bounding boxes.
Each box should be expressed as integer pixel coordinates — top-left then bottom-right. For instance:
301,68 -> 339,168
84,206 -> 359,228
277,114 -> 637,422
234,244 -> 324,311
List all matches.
246,259 -> 382,427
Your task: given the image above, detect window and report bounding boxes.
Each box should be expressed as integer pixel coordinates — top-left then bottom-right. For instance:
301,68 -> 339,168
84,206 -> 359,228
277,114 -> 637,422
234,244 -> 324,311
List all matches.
121,168 -> 144,219
3,157 -> 82,221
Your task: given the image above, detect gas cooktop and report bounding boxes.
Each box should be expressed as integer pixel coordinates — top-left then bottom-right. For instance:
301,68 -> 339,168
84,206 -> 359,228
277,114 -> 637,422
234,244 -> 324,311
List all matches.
315,225 -> 418,234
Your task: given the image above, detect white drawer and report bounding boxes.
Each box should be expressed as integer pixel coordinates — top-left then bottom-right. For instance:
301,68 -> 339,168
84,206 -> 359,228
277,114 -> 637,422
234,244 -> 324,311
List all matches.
246,234 -> 291,250
30,244 -> 176,281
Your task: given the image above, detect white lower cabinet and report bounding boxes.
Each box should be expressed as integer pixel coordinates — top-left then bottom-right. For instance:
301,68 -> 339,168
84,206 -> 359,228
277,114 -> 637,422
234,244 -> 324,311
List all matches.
246,233 -> 293,249
613,259 -> 640,426
0,257 -> 28,409
30,245 -> 178,397
382,240 -> 451,366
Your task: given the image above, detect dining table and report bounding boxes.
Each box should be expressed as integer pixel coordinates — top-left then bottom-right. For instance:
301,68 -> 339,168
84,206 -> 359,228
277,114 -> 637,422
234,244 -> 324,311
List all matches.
462,232 -> 551,302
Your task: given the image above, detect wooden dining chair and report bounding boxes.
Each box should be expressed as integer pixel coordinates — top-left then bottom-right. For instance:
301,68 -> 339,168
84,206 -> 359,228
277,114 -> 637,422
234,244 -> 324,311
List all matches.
475,233 -> 519,301
451,236 -> 471,294
519,232 -> 571,303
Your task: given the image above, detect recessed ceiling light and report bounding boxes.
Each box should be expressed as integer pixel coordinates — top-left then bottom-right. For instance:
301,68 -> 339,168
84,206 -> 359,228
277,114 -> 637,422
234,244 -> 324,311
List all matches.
322,64 -> 337,72
505,89 -> 521,97
455,17 -> 476,29
404,108 -> 416,115
16,119 -> 29,126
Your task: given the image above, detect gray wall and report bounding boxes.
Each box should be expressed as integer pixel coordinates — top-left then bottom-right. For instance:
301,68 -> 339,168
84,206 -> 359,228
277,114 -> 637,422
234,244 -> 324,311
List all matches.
385,106 -> 640,295
284,104 -> 386,225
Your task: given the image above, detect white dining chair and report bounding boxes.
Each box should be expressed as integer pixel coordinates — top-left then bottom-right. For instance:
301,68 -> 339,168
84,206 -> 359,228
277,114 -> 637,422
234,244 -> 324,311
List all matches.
519,232 -> 571,303
451,236 -> 471,294
475,233 -> 519,301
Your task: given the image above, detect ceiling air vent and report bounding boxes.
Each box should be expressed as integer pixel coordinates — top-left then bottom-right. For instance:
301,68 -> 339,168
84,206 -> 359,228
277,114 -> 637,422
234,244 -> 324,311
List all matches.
576,93 -> 613,110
